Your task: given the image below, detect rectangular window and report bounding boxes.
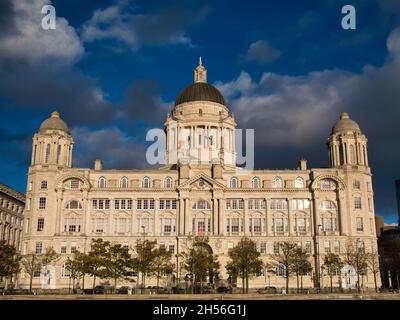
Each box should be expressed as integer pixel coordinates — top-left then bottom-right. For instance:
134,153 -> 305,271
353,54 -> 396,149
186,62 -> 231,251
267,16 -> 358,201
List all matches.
273,242 -> 280,255
64,218 -> 81,233
150,199 -> 155,209
115,200 -> 120,210
95,218 -> 104,233
231,218 -> 239,233
40,181 -> 48,190
305,241 -> 312,254
172,200 -> 177,210
168,244 -> 175,254
121,200 -> 126,209
105,199 -> 110,209
99,200 -> 104,209
71,179 -> 79,189
160,200 -> 165,210
39,197 -> 46,209
324,240 -> 331,253
260,242 -> 267,255
127,200 -> 132,209
163,218 -> 172,234
37,218 -> 44,232
253,218 -> 262,233
92,199 -> 97,209
356,217 -> 364,232
323,218 -> 333,232
35,242 -> 42,254
275,218 -> 284,233
71,242 -> 77,253
334,241 -> 340,254
297,218 -> 306,233
354,197 -> 362,209
61,242 -> 67,254
137,199 -> 142,209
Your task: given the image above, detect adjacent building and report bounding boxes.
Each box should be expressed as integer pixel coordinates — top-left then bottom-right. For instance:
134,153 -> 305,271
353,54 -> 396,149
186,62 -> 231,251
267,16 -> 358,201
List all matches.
20,60 -> 379,290
0,182 -> 25,249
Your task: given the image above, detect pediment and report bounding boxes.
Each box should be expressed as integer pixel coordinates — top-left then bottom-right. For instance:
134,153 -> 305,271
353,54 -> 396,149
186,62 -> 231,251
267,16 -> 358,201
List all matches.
177,173 -> 225,191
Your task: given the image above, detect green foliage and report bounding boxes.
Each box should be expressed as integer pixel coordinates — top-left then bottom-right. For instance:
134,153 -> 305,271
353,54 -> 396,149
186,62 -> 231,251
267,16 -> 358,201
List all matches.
0,240 -> 21,279
183,237 -> 220,292
226,238 -> 263,293
151,247 -> 174,287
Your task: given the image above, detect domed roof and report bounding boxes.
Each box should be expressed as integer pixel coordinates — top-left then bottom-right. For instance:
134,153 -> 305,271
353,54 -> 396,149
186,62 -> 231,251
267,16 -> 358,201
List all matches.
331,112 -> 360,134
175,82 -> 226,106
39,111 -> 69,133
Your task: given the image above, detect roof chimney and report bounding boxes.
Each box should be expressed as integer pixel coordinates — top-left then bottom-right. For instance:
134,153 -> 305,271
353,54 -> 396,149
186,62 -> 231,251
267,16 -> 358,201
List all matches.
94,159 -> 103,170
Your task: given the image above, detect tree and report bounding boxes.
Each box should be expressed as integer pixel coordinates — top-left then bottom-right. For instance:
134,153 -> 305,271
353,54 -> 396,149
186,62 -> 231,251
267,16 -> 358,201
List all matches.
21,246 -> 59,293
104,244 -> 133,292
268,242 -> 298,294
322,253 -> 343,293
65,255 -> 84,293
183,237 -> 220,294
344,241 -> 368,292
226,238 -> 263,294
86,239 -> 110,290
73,251 -> 90,290
0,240 -> 21,289
291,246 -> 312,293
365,250 -> 380,293
133,240 -> 157,292
151,247 -> 174,289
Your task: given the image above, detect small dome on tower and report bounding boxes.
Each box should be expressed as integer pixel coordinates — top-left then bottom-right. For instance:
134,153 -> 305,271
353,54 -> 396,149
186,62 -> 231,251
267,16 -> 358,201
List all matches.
331,112 -> 360,134
39,111 -> 69,133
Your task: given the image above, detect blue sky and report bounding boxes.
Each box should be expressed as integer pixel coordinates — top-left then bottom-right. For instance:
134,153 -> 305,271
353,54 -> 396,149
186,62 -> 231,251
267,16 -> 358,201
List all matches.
0,0 -> 400,223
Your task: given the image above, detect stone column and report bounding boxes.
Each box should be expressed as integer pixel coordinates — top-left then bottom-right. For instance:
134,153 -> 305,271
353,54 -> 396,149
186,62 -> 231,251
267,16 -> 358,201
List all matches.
55,188 -> 64,234
212,198 -> 218,235
82,190 -> 89,235
179,198 -> 184,235
265,198 -> 269,236
287,197 -> 293,236
243,199 -> 248,236
184,198 -> 190,235
337,194 -> 347,235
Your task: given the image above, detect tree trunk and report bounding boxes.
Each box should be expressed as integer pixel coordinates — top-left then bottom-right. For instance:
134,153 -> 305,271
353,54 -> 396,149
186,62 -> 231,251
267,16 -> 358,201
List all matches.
357,273 -> 360,292
286,269 -> 289,294
157,271 -> 160,289
93,275 -> 96,291
242,276 -> 245,294
82,274 -> 85,290
114,275 -> 117,293
330,274 -> 333,293
296,273 -> 299,293
245,274 -> 249,294
301,275 -> 303,292
29,272 -> 33,294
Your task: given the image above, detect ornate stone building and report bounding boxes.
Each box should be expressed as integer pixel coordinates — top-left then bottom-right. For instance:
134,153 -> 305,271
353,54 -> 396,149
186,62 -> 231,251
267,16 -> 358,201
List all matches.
0,182 -> 24,250
20,60 -> 379,290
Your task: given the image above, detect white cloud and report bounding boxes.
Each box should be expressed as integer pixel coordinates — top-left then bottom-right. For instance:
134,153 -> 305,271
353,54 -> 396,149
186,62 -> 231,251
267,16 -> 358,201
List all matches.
0,0 -> 84,64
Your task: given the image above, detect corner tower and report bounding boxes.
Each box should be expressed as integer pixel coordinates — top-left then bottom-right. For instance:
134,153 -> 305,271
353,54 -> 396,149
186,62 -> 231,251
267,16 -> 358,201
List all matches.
31,111 -> 74,168
327,112 -> 369,168
165,58 -> 236,167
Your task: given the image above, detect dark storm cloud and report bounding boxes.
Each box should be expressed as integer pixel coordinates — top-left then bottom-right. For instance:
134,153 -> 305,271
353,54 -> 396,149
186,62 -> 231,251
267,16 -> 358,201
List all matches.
0,65 -> 116,126
119,79 -> 170,125
245,40 -> 281,65
217,27 -> 400,220
71,126 -> 153,170
0,0 -> 16,36
81,0 -> 209,49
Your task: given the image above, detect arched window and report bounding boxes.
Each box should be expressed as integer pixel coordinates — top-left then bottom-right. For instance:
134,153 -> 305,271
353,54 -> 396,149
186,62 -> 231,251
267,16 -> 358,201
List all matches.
230,177 -> 239,188
164,177 -> 172,188
61,263 -> 71,278
66,200 -> 82,209
192,200 -> 211,210
142,177 -> 151,188
120,177 -> 128,188
98,177 -> 106,188
273,177 -> 282,188
276,264 -> 286,277
353,180 -> 360,189
251,177 -> 261,188
45,144 -> 51,163
56,145 -> 61,164
295,177 -> 304,188
350,145 -> 355,164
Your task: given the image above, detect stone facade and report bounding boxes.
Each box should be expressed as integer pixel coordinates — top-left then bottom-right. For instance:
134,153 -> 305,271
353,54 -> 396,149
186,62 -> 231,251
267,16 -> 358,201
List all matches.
0,182 -> 24,250
20,60 -> 379,290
